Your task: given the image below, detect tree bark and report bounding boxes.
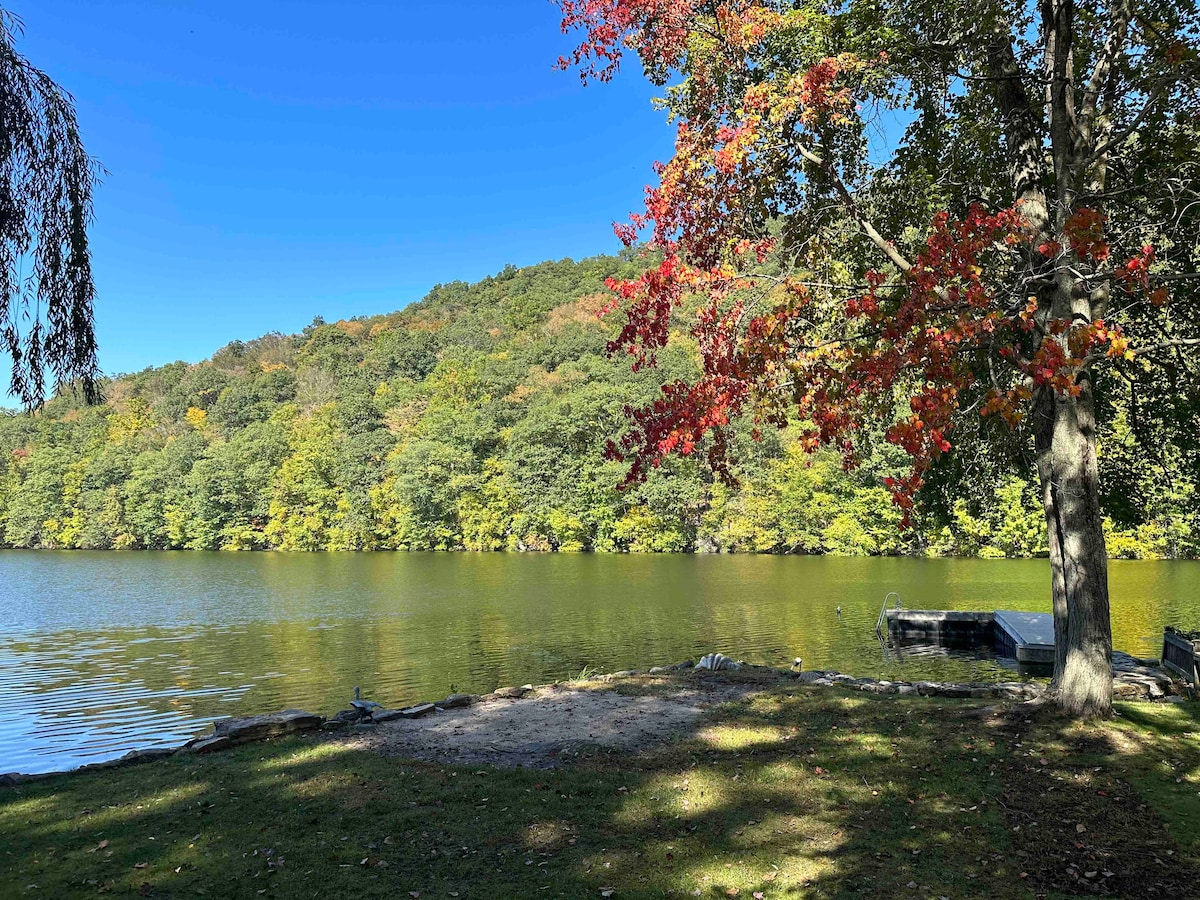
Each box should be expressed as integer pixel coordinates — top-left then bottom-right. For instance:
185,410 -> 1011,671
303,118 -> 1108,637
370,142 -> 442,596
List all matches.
1034,358 -> 1114,717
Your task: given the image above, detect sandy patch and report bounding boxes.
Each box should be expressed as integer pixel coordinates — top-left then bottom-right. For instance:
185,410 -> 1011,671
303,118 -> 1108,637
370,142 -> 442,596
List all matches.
340,678 -> 762,768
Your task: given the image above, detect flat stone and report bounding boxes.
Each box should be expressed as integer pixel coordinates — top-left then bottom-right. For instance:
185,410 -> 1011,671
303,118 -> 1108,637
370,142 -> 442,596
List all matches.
940,685 -> 974,698
210,709 -> 324,746
795,671 -> 830,683
436,694 -> 477,710
398,702 -> 436,718
119,748 -> 176,765
371,709 -> 408,724
492,686 -> 531,699
189,735 -> 233,754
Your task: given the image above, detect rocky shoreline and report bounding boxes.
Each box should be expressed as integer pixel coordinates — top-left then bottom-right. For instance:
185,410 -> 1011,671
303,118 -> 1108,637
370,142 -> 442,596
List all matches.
1,650 -> 1189,786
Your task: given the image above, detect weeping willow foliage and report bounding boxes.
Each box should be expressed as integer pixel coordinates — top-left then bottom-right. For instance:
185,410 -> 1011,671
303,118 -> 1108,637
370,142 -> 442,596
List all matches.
0,8 -> 100,406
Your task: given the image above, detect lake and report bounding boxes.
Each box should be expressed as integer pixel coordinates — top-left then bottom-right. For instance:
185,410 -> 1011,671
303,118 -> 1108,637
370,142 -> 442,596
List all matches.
1,552 -> 1197,775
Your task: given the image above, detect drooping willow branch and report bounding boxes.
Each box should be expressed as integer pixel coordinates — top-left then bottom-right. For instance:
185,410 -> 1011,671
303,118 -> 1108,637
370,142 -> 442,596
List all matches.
0,8 -> 101,405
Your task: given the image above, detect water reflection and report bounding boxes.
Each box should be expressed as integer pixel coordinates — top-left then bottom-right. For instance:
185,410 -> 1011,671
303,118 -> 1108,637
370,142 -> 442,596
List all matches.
0,552 -> 1196,774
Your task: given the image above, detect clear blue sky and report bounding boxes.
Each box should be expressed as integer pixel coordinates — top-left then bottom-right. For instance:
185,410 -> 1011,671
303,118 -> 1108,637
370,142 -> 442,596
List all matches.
5,0 -> 673,379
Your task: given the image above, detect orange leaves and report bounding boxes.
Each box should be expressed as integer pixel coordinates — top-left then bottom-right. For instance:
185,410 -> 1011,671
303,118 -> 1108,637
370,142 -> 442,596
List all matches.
715,4 -> 785,51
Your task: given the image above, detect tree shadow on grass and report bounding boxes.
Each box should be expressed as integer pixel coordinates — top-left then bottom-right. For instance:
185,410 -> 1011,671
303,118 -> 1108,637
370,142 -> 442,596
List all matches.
1,680 -> 1198,898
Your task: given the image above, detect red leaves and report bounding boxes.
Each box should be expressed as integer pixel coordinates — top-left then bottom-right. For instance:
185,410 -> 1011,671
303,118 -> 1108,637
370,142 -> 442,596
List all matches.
798,56 -> 859,125
558,2 -> 1168,523
1062,208 -> 1110,262
1115,245 -> 1155,289
556,0 -> 697,83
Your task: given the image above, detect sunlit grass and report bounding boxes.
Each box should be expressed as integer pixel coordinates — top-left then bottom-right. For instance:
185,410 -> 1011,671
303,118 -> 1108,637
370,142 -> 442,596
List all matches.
1,684 -> 1198,897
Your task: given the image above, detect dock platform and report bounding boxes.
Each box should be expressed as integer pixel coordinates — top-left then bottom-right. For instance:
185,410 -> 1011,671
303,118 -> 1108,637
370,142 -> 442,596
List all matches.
885,609 -> 1056,669
992,611 -> 1055,665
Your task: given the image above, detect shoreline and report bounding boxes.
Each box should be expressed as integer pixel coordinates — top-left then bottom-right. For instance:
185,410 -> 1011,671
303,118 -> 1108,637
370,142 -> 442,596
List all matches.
3,651 -> 1187,786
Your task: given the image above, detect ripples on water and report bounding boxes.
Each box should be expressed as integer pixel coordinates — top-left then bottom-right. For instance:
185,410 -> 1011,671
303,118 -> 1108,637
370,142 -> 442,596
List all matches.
1,552 -> 1197,774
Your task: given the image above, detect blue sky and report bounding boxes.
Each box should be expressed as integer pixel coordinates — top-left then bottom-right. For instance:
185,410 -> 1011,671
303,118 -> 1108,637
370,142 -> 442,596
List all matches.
5,0 -> 674,379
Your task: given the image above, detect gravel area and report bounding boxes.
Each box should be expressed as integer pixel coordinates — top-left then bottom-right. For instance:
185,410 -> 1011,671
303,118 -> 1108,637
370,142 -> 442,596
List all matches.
340,679 -> 761,768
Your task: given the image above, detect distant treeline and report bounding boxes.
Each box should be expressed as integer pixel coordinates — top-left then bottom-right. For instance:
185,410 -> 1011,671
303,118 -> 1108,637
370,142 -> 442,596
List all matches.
0,253 -> 1194,557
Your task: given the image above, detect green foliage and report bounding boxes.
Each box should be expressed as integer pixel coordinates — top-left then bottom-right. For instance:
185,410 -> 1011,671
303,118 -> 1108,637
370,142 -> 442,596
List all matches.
0,254 -> 1192,556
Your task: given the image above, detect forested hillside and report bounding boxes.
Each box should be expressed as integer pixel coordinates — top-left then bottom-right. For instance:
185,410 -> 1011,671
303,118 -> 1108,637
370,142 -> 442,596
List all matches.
0,253 -> 1194,557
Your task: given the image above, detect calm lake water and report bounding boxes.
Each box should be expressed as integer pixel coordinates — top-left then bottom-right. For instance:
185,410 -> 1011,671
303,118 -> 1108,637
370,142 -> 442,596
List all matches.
1,552 -> 1197,774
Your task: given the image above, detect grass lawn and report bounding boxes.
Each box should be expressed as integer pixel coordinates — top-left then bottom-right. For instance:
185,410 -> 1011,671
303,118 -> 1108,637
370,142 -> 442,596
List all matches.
1,680 -> 1198,898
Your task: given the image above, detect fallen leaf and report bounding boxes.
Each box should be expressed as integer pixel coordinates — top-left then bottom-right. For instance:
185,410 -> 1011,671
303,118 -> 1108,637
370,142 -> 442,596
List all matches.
133,862 -> 148,870
1076,824 -> 1087,834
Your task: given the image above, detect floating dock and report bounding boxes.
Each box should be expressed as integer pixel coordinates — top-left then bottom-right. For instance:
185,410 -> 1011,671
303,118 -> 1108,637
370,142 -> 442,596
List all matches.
885,609 -> 1055,668
992,610 -> 1056,665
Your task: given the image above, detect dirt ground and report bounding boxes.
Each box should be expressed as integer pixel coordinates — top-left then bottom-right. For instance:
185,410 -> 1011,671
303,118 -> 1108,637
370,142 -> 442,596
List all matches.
341,677 -> 762,768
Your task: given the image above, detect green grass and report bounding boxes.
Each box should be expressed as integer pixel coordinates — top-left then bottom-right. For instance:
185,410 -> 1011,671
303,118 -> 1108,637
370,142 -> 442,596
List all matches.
2,682 -> 1198,898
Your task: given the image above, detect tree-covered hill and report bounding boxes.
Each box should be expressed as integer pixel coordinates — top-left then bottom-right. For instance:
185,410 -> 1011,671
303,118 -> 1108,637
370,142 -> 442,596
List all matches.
0,253 -> 1194,556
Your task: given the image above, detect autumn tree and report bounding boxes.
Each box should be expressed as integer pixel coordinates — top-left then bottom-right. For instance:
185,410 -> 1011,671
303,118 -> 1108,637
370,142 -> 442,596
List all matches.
0,8 -> 101,404
558,0 -> 1200,715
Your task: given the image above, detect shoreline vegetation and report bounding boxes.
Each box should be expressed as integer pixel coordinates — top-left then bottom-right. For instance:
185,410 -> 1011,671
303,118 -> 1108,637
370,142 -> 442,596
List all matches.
1,255 -> 1196,560
2,666 -> 1197,898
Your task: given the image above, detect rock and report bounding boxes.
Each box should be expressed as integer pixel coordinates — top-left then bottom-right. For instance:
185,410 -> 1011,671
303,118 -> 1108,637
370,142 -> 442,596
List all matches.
938,684 -> 974,698
795,671 -> 832,683
697,653 -> 741,671
676,660 -> 695,669
611,670 -> 643,678
993,683 -> 1041,701
371,708 -> 408,723
398,702 -> 436,718
118,748 -> 176,765
188,735 -> 233,754
210,709 -> 324,747
492,686 -> 531,699
436,693 -> 478,710
1114,681 -> 1146,700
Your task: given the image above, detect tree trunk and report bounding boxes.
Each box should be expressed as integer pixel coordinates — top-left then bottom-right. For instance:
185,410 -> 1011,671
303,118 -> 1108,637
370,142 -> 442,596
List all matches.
1034,378 -> 1113,717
